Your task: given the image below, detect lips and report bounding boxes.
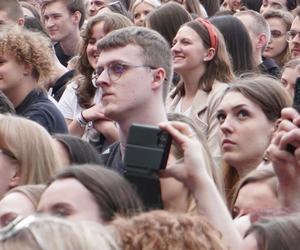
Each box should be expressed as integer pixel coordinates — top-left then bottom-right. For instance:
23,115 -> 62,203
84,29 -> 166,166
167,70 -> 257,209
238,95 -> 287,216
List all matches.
221,139 -> 236,148
291,47 -> 300,56
102,92 -> 113,100
48,29 -> 58,36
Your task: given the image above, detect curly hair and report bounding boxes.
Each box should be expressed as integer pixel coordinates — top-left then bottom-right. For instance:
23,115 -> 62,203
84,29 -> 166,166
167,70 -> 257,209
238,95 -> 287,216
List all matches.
112,210 -> 228,250
0,25 -> 54,86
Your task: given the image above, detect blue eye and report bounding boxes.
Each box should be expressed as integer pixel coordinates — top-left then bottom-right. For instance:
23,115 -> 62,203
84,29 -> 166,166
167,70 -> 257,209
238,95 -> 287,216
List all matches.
237,110 -> 249,119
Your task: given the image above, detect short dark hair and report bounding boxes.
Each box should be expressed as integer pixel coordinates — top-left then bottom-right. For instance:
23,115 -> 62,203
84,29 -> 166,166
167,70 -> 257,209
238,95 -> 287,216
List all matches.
97,26 -> 173,102
50,164 -> 143,222
0,91 -> 15,114
42,0 -> 86,28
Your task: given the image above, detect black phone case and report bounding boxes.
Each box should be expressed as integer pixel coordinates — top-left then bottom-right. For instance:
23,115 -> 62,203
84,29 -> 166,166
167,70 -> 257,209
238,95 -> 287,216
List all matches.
124,123 -> 172,172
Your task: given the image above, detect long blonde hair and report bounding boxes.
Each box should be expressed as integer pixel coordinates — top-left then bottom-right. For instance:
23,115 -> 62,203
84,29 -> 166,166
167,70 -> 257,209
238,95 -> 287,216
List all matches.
0,115 -> 62,185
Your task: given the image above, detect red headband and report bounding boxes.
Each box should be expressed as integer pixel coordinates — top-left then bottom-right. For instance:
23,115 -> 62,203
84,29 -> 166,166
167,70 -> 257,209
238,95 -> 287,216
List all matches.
196,17 -> 219,51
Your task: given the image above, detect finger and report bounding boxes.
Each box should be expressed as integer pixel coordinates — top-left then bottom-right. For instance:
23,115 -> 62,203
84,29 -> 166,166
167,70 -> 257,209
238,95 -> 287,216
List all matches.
277,119 -> 297,133
271,130 -> 285,146
159,123 -> 191,146
161,121 -> 194,135
159,121 -> 195,139
294,148 -> 300,167
281,107 -> 300,121
279,128 -> 300,150
293,116 -> 300,127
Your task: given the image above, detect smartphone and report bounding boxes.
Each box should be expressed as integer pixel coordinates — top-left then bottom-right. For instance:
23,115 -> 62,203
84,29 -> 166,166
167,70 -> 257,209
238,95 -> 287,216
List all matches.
124,123 -> 172,173
286,77 -> 300,154
123,123 -> 172,210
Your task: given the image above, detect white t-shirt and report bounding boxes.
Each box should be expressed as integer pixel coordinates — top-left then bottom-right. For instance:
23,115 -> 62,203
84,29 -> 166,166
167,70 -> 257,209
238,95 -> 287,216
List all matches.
58,81 -> 102,120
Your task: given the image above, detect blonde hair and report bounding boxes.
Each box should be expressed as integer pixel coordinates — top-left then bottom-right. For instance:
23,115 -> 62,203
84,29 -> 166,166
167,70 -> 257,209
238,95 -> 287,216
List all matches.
112,210 -> 227,250
0,25 -> 53,86
0,216 -> 119,250
5,185 -> 46,208
130,0 -> 161,13
0,115 -> 62,185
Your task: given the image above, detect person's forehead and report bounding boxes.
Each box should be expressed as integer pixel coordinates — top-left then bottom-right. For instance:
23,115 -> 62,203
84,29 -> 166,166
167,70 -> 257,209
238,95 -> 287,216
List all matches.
97,44 -> 144,66
43,1 -> 69,14
291,16 -> 300,30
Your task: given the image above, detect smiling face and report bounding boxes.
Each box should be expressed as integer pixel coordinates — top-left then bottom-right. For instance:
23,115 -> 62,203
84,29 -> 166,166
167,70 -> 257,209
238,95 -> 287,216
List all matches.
263,17 -> 288,59
86,21 -> 106,69
217,91 -> 274,172
0,53 -> 28,99
43,1 -> 78,42
38,178 -> 102,223
172,26 -> 208,77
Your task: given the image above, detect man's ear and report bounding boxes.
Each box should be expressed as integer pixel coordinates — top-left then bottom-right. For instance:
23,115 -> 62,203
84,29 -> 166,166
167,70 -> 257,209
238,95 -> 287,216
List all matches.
72,11 -> 82,25
17,18 -> 25,27
23,63 -> 33,76
257,33 -> 268,50
203,48 -> 216,62
151,68 -> 166,90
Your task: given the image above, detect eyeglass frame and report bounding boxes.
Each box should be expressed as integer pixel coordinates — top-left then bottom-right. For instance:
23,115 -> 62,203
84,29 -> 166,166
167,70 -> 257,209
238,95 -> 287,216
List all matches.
94,61 -> 158,83
286,30 -> 300,42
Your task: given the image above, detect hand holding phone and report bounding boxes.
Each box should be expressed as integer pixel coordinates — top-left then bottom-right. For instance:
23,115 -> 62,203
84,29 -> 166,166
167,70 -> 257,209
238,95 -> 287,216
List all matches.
124,123 -> 172,173
287,77 -> 300,154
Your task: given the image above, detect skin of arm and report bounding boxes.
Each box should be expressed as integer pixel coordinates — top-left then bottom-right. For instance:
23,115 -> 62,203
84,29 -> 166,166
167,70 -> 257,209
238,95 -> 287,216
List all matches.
159,121 -> 243,250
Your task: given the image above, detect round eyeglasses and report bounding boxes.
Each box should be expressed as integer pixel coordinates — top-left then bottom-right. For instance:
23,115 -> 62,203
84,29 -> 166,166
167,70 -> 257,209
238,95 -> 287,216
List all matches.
286,30 -> 300,42
95,62 -> 157,82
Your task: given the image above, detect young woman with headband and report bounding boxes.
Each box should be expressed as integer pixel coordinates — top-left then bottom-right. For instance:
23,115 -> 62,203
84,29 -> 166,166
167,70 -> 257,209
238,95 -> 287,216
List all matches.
167,18 -> 234,163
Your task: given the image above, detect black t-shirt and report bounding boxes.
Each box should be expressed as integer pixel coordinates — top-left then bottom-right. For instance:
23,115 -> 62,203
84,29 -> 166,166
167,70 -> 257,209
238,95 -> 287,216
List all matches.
15,89 -> 68,134
54,43 -> 72,67
100,142 -> 164,209
259,58 -> 281,78
100,142 -> 126,174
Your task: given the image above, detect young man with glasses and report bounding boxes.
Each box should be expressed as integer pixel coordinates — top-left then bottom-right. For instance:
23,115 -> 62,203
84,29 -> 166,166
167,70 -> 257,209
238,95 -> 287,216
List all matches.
95,26 -> 172,172
95,27 -> 172,209
287,8 -> 300,59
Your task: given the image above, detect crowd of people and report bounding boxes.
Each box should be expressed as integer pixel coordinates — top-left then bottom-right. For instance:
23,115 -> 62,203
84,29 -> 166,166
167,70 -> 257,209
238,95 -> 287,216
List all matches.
0,0 -> 300,249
